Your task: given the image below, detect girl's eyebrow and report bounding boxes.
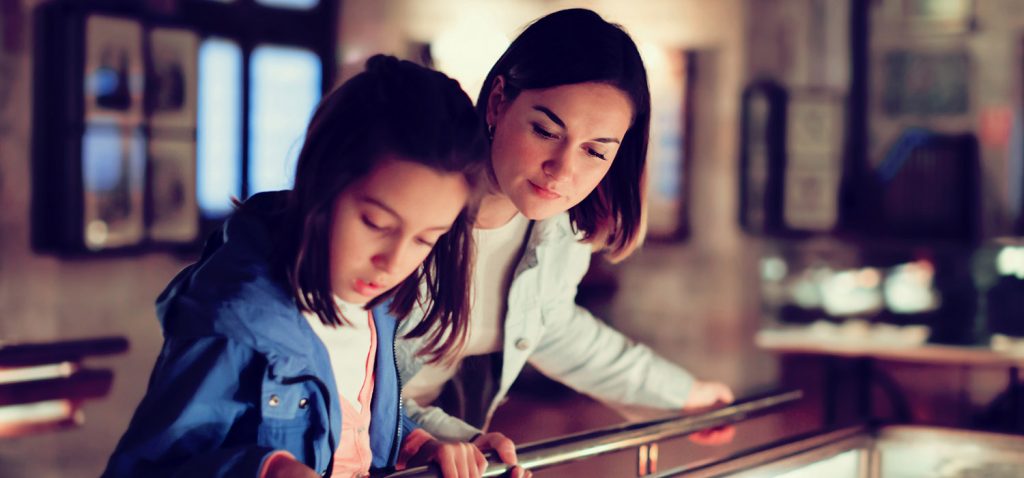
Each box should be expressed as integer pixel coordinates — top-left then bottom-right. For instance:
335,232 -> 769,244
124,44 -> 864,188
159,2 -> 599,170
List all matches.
359,196 -> 401,219
532,105 -> 621,144
359,195 -> 451,231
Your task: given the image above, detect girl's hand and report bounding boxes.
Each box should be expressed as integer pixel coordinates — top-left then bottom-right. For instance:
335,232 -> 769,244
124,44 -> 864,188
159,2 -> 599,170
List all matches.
262,453 -> 321,478
683,381 -> 736,446
472,432 -> 533,478
408,438 -> 487,478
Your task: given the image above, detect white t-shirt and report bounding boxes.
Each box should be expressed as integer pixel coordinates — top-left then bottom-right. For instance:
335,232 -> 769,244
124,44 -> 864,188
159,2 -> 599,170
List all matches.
304,297 -> 372,412
403,214 -> 530,405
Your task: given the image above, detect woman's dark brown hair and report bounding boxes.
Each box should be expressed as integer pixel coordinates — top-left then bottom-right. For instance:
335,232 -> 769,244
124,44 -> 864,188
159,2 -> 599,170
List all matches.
477,8 -> 651,262
276,55 -> 487,363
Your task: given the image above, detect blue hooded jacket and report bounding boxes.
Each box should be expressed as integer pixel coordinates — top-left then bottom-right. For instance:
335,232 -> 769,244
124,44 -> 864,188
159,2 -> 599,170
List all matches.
102,192 -> 418,478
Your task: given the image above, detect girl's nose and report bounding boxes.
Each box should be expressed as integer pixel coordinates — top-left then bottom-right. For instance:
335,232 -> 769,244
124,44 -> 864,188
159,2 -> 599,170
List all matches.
371,243 -> 404,275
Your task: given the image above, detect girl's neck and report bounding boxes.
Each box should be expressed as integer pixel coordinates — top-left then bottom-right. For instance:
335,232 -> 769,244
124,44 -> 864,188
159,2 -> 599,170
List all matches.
475,192 -> 520,229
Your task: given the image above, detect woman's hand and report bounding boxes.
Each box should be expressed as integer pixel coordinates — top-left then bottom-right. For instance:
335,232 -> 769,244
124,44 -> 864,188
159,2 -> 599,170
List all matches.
683,381 -> 736,446
473,432 -> 533,478
682,381 -> 734,410
407,438 -> 487,478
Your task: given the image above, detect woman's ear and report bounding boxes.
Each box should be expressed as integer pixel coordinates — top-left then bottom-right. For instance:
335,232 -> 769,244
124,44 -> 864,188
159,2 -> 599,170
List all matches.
485,75 -> 508,128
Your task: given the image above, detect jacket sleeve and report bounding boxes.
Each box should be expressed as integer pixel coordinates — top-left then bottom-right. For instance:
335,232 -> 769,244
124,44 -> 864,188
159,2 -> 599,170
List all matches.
102,336 -> 279,478
401,408 -> 423,438
394,319 -> 481,443
404,398 -> 482,442
527,243 -> 696,411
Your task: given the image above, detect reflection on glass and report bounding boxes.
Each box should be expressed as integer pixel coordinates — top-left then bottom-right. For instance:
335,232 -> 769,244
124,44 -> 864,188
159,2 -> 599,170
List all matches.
82,125 -> 146,249
769,449 -> 861,478
883,260 -> 940,314
996,246 -> 1024,278
255,0 -> 318,10
249,44 -> 321,194
820,268 -> 884,317
197,38 -> 242,217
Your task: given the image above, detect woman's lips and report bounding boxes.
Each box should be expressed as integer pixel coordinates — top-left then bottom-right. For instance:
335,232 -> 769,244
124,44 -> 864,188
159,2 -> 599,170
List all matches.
528,181 -> 561,200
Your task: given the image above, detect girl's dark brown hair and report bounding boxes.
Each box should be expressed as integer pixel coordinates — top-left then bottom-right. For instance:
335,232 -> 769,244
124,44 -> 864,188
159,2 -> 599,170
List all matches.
477,8 -> 651,262
270,54 -> 487,363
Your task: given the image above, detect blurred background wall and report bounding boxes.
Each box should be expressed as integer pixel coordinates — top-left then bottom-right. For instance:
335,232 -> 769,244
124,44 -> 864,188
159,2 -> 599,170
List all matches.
4,0 -> 1024,476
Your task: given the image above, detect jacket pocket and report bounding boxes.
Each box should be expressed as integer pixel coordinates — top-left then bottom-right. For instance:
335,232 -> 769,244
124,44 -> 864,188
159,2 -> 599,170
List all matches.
259,383 -> 328,470
260,393 -> 327,470
258,419 -> 322,467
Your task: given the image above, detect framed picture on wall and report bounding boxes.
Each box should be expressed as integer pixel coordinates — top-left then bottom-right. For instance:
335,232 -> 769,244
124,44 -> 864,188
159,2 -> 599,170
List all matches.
83,15 -> 144,125
147,137 -> 198,243
148,27 -> 198,131
739,80 -> 788,235
645,49 -> 694,241
784,90 -> 845,232
81,124 -> 146,250
882,49 -> 970,117
903,0 -> 974,35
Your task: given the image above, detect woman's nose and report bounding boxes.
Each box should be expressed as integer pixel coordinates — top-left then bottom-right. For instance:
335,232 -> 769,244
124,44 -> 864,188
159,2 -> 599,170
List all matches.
543,146 -> 574,181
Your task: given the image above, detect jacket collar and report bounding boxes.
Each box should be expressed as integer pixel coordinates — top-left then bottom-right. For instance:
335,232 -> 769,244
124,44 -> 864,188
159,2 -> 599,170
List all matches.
155,191 -> 320,365
518,212 -> 581,271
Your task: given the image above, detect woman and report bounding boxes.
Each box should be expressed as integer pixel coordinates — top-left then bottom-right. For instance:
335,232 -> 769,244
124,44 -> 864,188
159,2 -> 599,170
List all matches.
396,7 -> 734,464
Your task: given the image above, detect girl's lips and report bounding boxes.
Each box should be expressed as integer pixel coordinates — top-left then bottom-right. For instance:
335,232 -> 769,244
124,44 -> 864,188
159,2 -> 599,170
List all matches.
528,181 -> 561,200
353,278 -> 382,296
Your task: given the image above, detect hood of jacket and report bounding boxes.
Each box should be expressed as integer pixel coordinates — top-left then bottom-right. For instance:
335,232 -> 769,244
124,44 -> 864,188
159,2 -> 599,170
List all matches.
154,191 -> 318,370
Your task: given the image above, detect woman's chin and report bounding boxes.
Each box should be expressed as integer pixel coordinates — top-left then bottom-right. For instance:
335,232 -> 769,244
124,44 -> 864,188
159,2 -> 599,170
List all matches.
511,198 -> 559,220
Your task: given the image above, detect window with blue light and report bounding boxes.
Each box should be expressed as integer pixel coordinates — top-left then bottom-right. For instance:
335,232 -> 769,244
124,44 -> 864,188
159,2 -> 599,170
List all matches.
248,45 -> 321,195
255,0 -> 319,10
197,38 -> 242,217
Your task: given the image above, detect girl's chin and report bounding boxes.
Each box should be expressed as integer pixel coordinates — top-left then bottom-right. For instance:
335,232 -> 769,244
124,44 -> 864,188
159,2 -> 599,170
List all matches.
336,289 -> 373,305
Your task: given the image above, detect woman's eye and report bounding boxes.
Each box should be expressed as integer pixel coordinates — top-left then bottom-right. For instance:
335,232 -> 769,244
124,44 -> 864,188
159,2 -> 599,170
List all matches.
587,148 -> 608,160
532,123 -> 558,140
415,237 -> 436,247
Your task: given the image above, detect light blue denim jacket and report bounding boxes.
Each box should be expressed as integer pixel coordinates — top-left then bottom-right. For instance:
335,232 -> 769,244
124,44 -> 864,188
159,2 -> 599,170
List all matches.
397,212 -> 695,441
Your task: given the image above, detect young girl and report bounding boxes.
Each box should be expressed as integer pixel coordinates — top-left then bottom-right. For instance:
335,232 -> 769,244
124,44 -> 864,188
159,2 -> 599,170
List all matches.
398,8 -> 735,461
103,55 -> 491,478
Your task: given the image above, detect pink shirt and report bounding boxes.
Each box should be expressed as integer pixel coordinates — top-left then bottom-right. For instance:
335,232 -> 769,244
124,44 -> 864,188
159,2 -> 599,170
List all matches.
261,310 -> 435,478
329,311 -> 377,478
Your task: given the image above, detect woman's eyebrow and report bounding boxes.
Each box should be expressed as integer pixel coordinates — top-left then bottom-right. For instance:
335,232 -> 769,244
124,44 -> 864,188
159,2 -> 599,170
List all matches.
533,105 -> 621,144
533,105 -> 565,127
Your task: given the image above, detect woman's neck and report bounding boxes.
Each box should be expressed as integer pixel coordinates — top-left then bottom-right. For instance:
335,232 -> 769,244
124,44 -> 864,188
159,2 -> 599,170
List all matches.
475,192 -> 520,229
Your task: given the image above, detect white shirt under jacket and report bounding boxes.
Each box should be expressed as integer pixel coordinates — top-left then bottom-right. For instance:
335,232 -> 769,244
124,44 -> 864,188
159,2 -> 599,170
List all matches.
396,212 -> 696,441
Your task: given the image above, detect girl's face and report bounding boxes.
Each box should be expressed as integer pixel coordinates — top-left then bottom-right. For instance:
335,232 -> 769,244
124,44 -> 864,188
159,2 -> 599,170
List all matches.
329,156 -> 470,304
487,81 -> 634,220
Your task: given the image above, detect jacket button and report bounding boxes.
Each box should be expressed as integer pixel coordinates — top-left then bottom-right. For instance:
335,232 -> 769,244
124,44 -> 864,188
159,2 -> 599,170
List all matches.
515,338 -> 530,351
298,398 -> 309,409
268,395 -> 281,407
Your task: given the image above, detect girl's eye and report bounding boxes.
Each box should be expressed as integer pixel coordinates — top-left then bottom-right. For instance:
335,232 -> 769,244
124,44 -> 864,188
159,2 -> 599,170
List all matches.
415,237 -> 436,247
532,123 -> 558,140
362,215 -> 385,231
587,148 -> 608,160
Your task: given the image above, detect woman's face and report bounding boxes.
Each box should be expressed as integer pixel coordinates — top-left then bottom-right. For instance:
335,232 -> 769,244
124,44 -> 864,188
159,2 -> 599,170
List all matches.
329,155 -> 470,304
487,81 -> 633,220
